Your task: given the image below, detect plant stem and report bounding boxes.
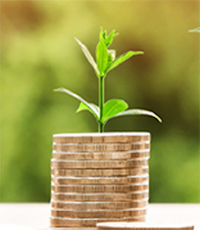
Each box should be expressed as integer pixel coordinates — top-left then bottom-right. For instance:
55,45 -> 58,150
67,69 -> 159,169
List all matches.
98,76 -> 104,132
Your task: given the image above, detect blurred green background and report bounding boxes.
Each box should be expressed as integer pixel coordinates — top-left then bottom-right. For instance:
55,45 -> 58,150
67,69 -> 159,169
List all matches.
1,1 -> 199,203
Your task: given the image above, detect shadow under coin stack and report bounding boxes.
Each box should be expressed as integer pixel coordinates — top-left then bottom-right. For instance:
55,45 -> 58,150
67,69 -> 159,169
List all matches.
50,132 -> 150,227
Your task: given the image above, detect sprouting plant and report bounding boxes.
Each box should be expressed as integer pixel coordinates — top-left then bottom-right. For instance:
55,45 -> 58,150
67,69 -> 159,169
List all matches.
54,28 -> 162,132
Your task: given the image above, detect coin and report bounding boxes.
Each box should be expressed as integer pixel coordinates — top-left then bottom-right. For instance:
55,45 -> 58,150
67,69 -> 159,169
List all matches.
51,167 -> 149,177
53,142 -> 150,152
51,159 -> 148,169
52,150 -> 150,160
51,191 -> 149,201
51,184 -> 149,193
51,175 -> 149,185
51,200 -> 148,210
51,208 -> 147,218
50,216 -> 146,227
97,223 -> 195,230
53,133 -> 150,144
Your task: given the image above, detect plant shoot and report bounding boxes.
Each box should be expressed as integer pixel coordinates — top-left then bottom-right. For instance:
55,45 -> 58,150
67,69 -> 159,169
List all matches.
54,28 -> 162,132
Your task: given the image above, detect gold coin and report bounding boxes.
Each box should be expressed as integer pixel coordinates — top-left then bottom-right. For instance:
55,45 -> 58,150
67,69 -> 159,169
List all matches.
51,200 -> 148,210
51,208 -> 147,218
97,223 -> 195,230
53,133 -> 150,144
51,167 -> 149,177
52,150 -> 150,160
53,142 -> 150,152
51,183 -> 149,193
51,159 -> 148,169
51,191 -> 149,201
50,216 -> 146,227
51,175 -> 148,185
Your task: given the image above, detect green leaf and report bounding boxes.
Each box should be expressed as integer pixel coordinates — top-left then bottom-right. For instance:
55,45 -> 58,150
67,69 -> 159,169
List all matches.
106,51 -> 144,73
102,99 -> 128,124
104,30 -> 118,47
189,27 -> 200,33
77,102 -> 100,120
75,38 -> 100,76
54,87 -> 100,120
113,109 -> 162,123
102,29 -> 107,40
96,37 -> 108,76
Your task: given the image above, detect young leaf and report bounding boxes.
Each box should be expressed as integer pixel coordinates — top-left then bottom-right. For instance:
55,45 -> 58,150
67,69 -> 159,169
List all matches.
102,30 -> 107,39
102,99 -> 128,124
112,109 -> 162,123
75,38 -> 100,76
54,87 -> 100,120
96,37 -> 108,76
106,51 -> 144,73
189,27 -> 200,33
77,102 -> 100,120
104,30 -> 118,47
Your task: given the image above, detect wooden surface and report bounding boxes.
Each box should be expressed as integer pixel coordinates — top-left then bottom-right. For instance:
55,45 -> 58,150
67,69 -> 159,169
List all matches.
0,203 -> 200,230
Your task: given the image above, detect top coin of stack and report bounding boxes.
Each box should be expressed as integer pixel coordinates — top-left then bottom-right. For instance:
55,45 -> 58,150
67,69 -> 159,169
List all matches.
53,132 -> 150,144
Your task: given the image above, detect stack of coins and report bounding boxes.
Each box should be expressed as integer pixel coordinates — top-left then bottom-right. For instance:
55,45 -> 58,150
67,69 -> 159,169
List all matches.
50,132 -> 150,227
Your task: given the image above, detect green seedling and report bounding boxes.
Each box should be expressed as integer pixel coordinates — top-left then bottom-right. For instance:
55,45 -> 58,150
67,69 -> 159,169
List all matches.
54,28 -> 162,132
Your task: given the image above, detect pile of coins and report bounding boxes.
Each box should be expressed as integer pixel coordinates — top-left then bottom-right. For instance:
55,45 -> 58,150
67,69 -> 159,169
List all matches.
50,132 -> 151,227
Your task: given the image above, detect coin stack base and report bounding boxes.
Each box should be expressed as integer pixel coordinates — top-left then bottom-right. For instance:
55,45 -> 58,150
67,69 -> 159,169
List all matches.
50,132 -> 151,227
